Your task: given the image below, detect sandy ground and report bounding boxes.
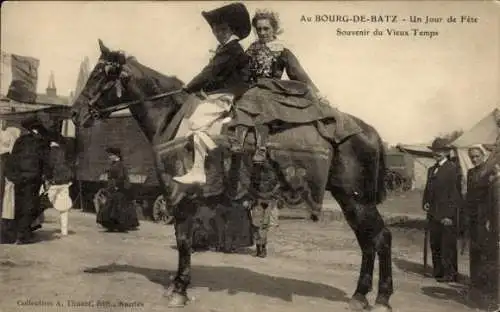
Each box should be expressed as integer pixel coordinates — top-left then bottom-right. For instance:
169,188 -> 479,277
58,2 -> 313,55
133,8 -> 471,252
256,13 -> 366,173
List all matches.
0,206 -> 481,312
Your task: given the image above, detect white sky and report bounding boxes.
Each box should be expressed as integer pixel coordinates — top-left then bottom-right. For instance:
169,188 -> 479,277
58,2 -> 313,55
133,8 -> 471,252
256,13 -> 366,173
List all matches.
1,1 -> 499,144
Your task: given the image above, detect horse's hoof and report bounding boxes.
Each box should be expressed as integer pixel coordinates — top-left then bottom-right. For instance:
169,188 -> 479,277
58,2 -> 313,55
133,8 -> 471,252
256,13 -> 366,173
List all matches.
163,285 -> 175,298
348,294 -> 369,311
371,304 -> 392,312
167,293 -> 189,308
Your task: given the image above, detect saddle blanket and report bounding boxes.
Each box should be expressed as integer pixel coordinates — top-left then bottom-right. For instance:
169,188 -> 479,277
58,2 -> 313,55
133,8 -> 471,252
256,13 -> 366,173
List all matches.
153,123 -> 334,214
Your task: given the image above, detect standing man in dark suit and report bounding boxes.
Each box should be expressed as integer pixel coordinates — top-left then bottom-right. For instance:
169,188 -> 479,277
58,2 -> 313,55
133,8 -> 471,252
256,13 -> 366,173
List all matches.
5,116 -> 51,244
423,138 -> 462,282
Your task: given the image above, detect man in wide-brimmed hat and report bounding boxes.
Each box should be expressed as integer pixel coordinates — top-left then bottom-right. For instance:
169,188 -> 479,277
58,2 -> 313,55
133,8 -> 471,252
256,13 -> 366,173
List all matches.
3,116 -> 52,244
422,138 -> 462,282
172,3 -> 251,185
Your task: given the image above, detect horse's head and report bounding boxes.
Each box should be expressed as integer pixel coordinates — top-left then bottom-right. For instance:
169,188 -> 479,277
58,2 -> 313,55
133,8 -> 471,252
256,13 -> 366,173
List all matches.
71,39 -> 138,128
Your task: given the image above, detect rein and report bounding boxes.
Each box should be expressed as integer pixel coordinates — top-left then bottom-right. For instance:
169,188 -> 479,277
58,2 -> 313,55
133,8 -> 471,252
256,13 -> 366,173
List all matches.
94,88 -> 184,115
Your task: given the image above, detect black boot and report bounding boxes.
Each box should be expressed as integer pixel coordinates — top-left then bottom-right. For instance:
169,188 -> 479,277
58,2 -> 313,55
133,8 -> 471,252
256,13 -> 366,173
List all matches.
258,244 -> 267,258
230,125 -> 248,153
253,125 -> 269,164
255,244 -> 262,257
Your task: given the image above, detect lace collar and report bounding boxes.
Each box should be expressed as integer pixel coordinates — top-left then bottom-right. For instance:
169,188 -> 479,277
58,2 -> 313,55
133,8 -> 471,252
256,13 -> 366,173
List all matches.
248,39 -> 285,53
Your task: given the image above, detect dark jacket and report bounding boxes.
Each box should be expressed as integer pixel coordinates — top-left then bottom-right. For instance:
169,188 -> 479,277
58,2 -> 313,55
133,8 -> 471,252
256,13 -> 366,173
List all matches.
47,140 -> 75,185
464,164 -> 491,222
185,40 -> 249,96
106,161 -> 130,192
423,160 -> 463,222
4,132 -> 50,184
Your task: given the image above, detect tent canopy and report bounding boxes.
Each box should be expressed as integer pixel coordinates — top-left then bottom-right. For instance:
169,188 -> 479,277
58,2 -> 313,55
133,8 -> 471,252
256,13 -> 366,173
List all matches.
452,108 -> 500,148
451,107 -> 500,194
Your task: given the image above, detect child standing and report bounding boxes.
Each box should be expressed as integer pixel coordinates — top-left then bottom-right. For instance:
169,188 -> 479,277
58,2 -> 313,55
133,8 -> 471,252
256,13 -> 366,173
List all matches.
46,139 -> 74,236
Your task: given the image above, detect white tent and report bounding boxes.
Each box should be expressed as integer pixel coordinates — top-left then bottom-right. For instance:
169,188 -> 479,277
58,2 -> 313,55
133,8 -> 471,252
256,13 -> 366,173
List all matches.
451,107 -> 500,194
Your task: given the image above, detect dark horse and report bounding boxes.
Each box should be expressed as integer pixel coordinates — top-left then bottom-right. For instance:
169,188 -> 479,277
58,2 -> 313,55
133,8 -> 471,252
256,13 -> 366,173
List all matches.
71,40 -> 393,312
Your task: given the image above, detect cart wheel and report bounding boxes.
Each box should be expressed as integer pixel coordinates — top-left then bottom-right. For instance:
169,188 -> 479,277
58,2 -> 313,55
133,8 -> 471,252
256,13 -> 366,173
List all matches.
152,195 -> 174,225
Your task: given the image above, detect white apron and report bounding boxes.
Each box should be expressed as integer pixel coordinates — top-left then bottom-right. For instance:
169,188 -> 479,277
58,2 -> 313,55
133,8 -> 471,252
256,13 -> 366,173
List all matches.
1,127 -> 20,220
1,178 -> 15,219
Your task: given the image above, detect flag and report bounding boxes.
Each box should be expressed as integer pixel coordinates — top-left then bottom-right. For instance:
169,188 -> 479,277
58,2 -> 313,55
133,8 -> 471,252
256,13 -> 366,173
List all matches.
4,53 -> 40,103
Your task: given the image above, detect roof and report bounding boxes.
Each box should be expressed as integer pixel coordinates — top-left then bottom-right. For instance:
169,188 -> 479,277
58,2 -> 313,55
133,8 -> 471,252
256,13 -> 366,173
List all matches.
396,143 -> 434,158
0,98 -> 72,120
35,93 -> 70,106
451,107 -> 500,148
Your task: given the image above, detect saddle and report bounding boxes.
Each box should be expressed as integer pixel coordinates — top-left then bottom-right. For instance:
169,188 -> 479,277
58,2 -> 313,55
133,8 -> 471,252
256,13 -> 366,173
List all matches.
151,92 -> 359,215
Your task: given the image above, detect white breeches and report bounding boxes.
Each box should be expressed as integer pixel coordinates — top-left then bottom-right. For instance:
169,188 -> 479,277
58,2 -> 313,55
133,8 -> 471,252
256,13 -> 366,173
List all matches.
175,93 -> 233,149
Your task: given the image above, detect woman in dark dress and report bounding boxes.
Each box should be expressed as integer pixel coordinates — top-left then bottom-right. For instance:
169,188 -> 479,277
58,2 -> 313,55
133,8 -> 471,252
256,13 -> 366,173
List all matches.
230,9 -> 340,163
96,147 -> 139,232
465,146 -> 488,287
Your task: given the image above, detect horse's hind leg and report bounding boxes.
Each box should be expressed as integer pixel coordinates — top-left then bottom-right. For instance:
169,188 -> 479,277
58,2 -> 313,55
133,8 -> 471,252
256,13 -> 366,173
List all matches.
334,193 -> 393,311
328,132 -> 393,311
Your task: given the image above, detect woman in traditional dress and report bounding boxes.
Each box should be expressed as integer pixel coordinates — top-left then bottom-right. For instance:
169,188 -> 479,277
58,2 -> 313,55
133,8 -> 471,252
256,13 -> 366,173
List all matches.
230,10 -> 344,163
96,147 -> 139,232
464,145 -> 489,286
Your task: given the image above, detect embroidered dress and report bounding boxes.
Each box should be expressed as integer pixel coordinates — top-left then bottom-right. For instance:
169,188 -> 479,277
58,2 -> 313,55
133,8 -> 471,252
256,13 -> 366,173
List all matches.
232,40 -> 337,127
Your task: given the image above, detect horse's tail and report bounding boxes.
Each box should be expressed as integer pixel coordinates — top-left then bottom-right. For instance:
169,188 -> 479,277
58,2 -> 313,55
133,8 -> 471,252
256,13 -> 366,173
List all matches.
347,115 -> 387,205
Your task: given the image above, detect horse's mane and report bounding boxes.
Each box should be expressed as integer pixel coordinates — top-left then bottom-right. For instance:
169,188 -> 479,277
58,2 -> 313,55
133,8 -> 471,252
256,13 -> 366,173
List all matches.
125,56 -> 185,95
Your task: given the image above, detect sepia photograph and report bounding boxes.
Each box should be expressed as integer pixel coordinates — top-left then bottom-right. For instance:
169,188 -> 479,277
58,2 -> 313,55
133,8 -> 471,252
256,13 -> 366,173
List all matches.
0,1 -> 499,311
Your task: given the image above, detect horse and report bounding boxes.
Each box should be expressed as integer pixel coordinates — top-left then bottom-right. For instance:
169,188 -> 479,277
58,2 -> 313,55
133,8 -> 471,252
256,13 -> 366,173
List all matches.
71,39 -> 394,312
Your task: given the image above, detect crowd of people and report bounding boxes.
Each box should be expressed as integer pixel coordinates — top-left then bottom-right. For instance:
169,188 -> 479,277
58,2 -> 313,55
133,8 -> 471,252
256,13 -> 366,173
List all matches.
0,116 -> 71,244
1,4 -> 497,279
0,115 -> 141,244
0,112 -> 279,257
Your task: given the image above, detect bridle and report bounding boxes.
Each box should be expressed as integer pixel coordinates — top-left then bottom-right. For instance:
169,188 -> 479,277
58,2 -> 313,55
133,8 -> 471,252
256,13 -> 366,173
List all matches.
85,58 -> 184,119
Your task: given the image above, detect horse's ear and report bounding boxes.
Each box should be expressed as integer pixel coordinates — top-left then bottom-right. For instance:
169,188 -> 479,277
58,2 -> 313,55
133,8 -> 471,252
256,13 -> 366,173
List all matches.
98,39 -> 111,55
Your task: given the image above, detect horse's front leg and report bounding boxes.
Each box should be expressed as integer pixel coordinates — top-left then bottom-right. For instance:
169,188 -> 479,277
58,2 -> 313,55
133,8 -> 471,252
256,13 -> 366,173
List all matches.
165,212 -> 194,307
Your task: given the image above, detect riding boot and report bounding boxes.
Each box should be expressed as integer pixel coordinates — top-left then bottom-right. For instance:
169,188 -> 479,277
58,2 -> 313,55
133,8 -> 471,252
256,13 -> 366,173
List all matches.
173,135 -> 207,185
253,124 -> 269,164
230,125 -> 248,153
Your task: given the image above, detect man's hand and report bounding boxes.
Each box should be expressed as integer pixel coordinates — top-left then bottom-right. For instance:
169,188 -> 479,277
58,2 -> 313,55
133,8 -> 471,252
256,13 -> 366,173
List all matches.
423,203 -> 430,212
441,218 -> 453,226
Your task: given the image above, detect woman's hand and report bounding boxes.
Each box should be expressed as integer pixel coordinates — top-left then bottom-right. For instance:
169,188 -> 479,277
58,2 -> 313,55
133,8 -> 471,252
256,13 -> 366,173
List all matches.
316,92 -> 330,106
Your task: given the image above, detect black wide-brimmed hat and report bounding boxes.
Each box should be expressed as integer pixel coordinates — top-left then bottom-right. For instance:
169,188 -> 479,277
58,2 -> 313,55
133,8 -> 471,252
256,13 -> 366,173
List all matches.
105,147 -> 122,159
21,116 -> 47,133
428,138 -> 452,151
202,3 -> 251,40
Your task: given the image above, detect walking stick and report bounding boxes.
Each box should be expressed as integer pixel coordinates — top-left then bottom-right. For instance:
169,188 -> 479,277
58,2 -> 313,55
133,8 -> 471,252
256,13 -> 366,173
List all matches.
423,213 -> 429,275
